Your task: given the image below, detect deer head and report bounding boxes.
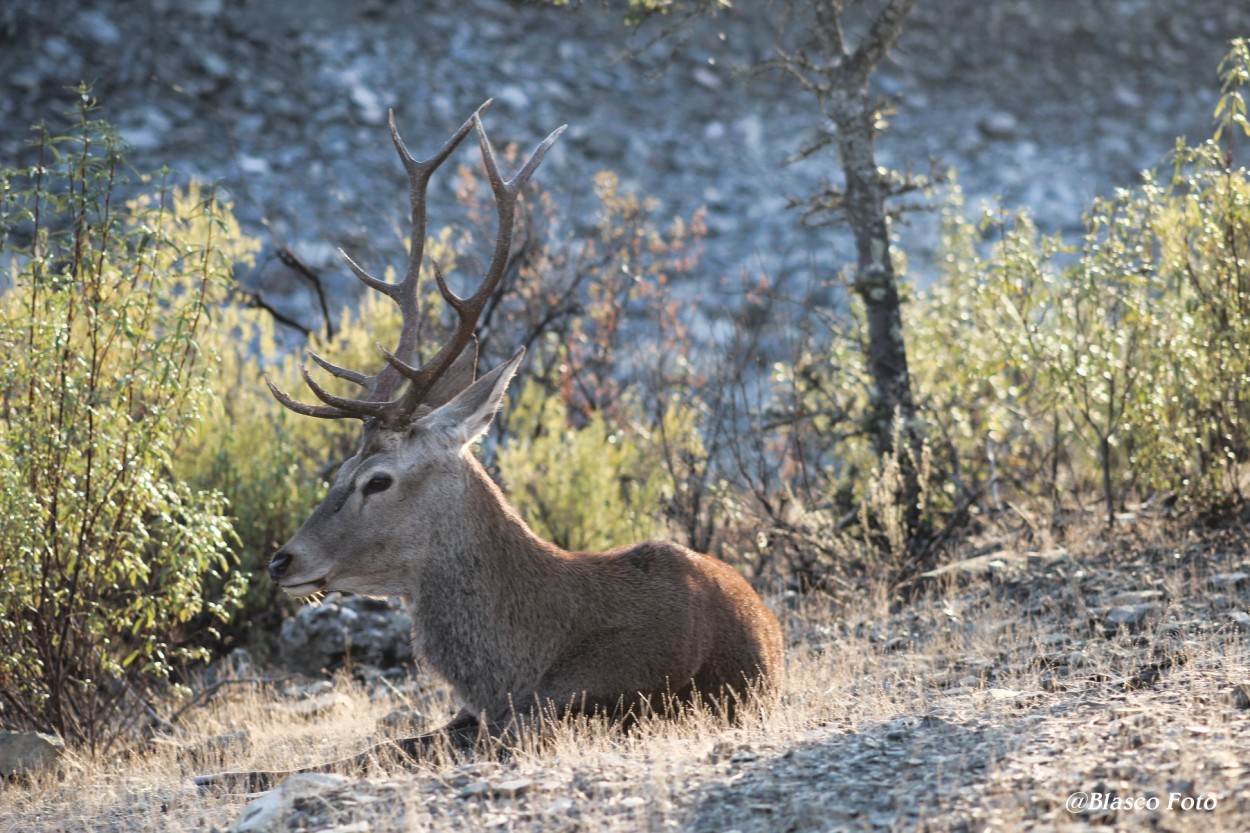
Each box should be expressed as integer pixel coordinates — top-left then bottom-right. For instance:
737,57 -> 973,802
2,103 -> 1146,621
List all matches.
265,103 -> 564,598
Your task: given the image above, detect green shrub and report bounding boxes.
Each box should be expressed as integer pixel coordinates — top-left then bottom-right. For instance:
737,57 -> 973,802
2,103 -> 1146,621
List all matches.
907,39 -> 1250,524
767,40 -> 1250,575
498,359 -> 705,551
0,94 -> 253,749
912,185 -> 1163,525
1132,43 -> 1250,503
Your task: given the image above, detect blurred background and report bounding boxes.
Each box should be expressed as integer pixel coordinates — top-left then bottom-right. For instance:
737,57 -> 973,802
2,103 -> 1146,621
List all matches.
4,0 -> 1248,321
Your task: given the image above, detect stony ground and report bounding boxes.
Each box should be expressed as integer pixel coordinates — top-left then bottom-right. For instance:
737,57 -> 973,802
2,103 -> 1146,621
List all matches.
4,0 -> 1250,328
4,518 -> 1250,832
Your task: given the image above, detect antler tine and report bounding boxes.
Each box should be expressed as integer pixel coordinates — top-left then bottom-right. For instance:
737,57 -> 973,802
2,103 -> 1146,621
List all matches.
308,349 -> 370,388
339,248 -> 401,301
297,364 -> 392,418
489,119 -> 567,198
430,259 -> 466,314
264,375 -> 355,420
386,117 -> 566,419
364,103 -> 493,405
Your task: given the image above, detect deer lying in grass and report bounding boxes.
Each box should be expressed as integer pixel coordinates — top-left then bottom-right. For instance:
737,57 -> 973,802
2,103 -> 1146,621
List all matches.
196,103 -> 783,790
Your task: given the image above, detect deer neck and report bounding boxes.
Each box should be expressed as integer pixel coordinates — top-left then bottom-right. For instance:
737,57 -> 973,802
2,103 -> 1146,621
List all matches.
408,454 -> 571,715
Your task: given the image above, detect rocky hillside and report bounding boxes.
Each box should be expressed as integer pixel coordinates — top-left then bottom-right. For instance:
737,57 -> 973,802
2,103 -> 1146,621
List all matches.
4,0 -> 1248,326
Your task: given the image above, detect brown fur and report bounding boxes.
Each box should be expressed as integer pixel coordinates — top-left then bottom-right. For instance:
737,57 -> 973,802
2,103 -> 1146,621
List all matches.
264,353 -> 784,734
410,455 -> 784,725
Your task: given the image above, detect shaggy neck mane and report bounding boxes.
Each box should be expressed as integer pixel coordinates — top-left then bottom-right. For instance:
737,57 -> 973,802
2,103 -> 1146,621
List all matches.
410,454 -> 574,714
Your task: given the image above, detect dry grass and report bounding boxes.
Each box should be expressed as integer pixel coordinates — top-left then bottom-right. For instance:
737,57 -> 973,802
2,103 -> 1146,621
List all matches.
5,521 -> 1250,832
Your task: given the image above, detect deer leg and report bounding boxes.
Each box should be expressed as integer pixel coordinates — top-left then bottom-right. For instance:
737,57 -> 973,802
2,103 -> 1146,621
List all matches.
193,710 -> 485,792
191,763 -> 330,794
374,709 -> 482,761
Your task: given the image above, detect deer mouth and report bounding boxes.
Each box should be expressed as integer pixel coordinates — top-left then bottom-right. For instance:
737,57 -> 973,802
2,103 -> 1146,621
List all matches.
279,576 -> 328,597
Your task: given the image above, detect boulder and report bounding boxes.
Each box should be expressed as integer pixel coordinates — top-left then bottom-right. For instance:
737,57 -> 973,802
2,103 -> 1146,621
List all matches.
230,772 -> 350,833
0,730 -> 65,777
278,593 -> 412,676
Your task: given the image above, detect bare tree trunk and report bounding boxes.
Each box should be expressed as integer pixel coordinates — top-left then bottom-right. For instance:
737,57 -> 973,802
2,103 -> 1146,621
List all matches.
829,91 -> 916,455
779,0 -> 920,457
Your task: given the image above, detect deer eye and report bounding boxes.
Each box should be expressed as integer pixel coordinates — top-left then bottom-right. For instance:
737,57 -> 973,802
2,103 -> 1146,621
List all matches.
362,473 -> 393,496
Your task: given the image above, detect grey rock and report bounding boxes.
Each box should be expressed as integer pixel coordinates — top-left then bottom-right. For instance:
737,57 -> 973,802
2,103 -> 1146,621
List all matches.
288,679 -> 335,699
978,110 -> 1019,140
1108,589 -> 1165,606
1210,572 -> 1250,591
119,109 -> 173,153
237,154 -> 270,176
10,69 -> 40,91
692,66 -> 722,91
44,36 -> 72,60
1229,611 -> 1250,632
376,708 -> 423,731
203,730 -> 251,753
231,772 -> 350,833
77,9 -> 121,45
495,85 -> 531,111
349,84 -> 388,126
1113,84 -> 1144,110
277,593 -> 413,676
269,691 -> 353,717
493,777 -> 533,798
0,730 -> 65,777
547,797 -> 578,815
1103,603 -> 1162,633
458,780 -> 492,799
119,126 -> 164,152
201,51 -> 232,81
569,124 -> 627,161
185,0 -> 224,17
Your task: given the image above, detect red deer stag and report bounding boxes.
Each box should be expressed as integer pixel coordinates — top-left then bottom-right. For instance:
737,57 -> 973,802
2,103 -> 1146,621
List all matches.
198,102 -> 782,790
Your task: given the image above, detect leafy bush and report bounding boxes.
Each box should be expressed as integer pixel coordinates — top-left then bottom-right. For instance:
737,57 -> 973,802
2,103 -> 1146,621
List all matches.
0,94 -> 253,748
499,363 -> 705,551
1135,46 -> 1250,503
912,186 -> 1161,527
916,40 -> 1250,523
754,40 -> 1250,586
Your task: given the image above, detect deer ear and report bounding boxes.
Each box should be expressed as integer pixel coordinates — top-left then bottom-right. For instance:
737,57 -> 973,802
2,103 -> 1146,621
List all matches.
424,348 -> 524,447
423,338 -> 478,409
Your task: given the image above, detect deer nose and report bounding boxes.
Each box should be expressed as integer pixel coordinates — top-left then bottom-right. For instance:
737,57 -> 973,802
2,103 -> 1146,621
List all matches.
269,550 -> 292,581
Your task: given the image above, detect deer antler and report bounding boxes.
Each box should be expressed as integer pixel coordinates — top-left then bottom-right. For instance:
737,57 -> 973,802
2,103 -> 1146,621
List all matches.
266,102 -> 566,426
